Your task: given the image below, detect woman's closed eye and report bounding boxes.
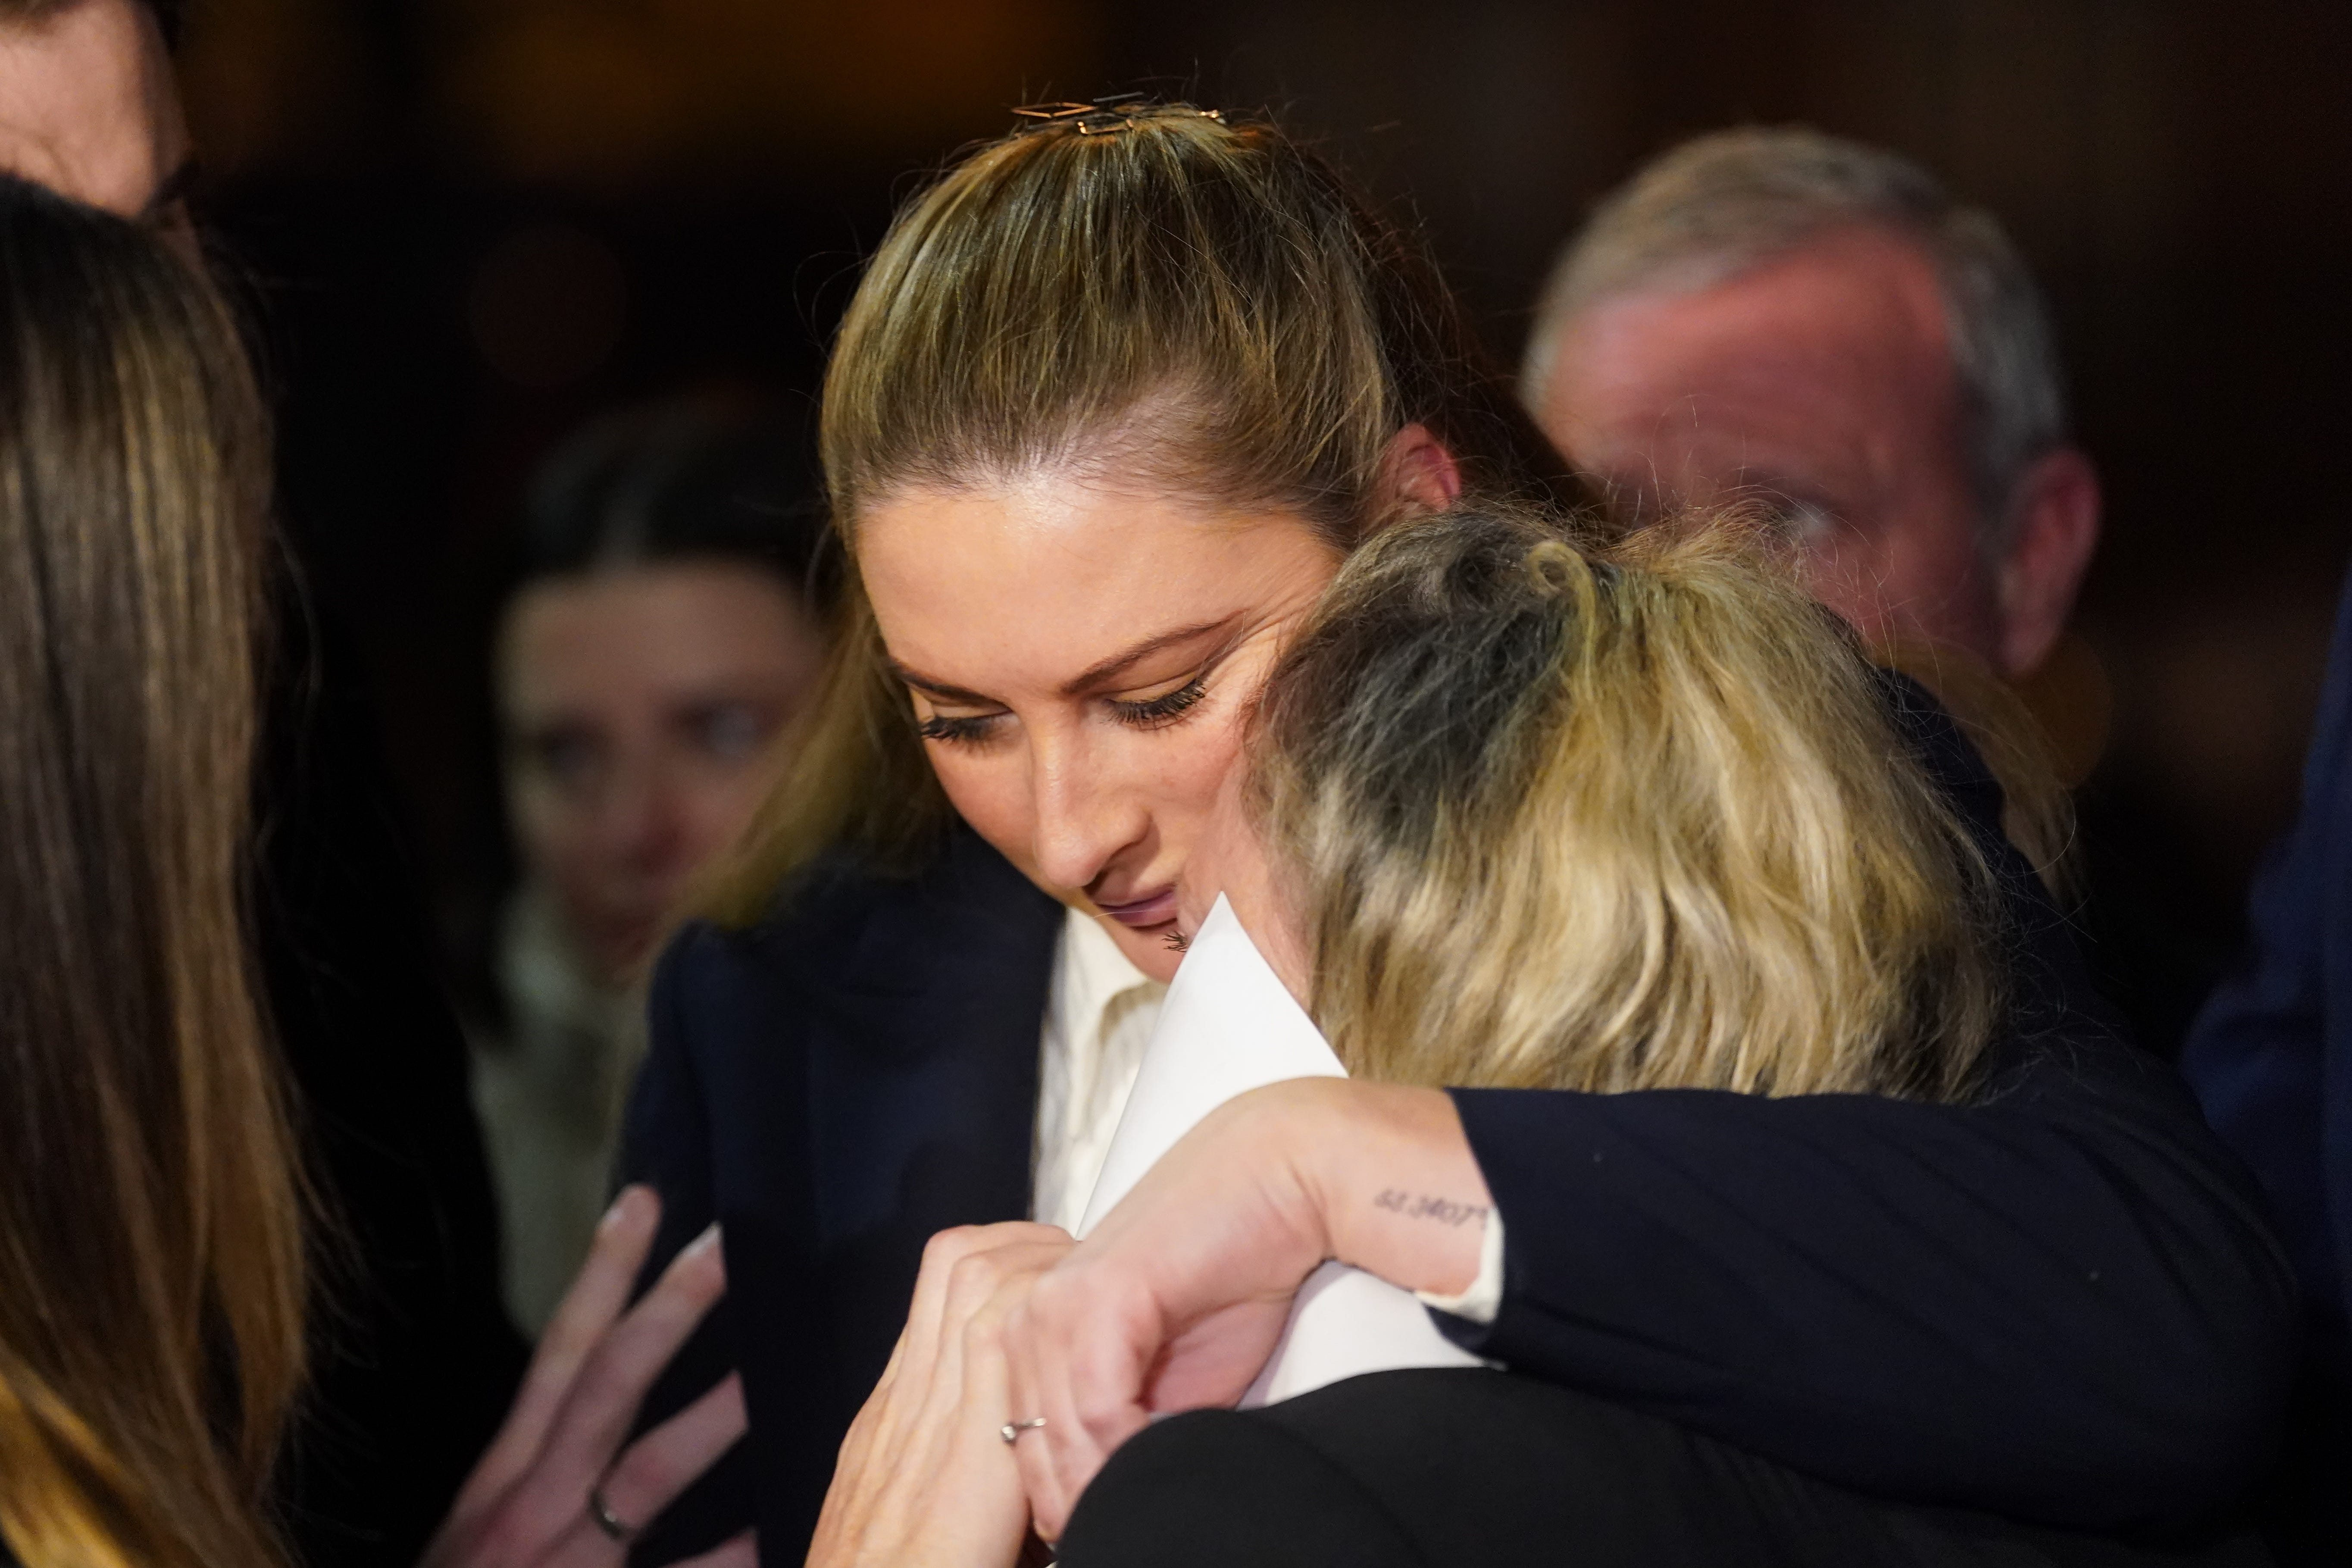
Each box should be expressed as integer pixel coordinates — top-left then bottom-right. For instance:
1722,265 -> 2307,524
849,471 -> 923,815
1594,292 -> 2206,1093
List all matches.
1107,673 -> 1209,729
912,672 -> 1211,748
916,708 -> 1006,746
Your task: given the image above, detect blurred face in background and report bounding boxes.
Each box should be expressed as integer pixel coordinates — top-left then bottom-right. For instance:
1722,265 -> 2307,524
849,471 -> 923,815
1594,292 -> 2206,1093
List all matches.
0,0 -> 197,247
498,560 -> 828,985
1534,228 -> 2096,677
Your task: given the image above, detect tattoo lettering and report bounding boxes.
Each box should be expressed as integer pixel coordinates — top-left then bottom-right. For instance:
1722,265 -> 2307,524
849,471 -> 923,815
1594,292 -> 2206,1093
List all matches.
1372,1189 -> 1490,1227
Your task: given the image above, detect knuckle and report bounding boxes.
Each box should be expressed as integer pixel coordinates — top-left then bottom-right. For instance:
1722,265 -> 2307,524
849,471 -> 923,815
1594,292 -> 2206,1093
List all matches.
922,1225 -> 987,1274
610,1441 -> 680,1509
948,1249 -> 1005,1296
1027,1266 -> 1082,1321
963,1303 -> 1009,1353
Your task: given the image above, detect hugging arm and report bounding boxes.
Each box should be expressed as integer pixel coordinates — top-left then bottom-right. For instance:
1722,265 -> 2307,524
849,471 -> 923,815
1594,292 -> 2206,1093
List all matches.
1007,1031 -> 2297,1542
1448,1035 -> 2299,1533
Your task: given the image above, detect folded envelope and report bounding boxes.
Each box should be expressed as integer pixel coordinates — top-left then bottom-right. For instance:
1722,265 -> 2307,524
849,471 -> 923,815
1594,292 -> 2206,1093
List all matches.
1079,894 -> 1486,1407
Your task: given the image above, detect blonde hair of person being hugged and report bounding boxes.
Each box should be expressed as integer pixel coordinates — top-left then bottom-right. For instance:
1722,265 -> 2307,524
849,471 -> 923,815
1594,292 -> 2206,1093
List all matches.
1250,505 -> 2014,1102
0,175 -> 306,1568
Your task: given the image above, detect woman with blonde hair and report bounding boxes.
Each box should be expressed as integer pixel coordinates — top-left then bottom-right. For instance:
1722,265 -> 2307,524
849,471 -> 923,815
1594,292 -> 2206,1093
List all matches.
619,101 -> 2293,1566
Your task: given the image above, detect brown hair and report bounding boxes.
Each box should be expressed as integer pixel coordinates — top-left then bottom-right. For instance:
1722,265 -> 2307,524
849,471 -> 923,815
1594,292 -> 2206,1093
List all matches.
1254,504 -> 2007,1101
707,102 -> 1571,923
0,175 -> 304,1568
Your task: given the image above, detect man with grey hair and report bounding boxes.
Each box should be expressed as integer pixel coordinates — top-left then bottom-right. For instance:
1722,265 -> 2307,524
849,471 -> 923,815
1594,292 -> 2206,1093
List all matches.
1524,126 -> 2100,679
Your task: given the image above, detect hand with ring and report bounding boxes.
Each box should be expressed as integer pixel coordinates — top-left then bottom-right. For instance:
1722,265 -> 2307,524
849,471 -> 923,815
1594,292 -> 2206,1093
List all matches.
807,1222 -> 1074,1568
419,1185 -> 754,1568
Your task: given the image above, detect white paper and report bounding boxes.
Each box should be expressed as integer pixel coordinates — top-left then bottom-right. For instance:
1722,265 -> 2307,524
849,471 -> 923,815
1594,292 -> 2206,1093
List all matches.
1079,895 -> 1485,1406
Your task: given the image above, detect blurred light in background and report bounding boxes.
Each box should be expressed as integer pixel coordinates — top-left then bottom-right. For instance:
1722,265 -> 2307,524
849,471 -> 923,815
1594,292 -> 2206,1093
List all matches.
437,0 -> 1095,187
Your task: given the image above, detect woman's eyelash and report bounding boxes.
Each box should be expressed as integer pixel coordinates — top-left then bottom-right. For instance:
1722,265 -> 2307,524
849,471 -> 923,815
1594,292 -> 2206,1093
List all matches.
1110,676 -> 1209,729
916,712 -> 1000,746
916,676 -> 1210,745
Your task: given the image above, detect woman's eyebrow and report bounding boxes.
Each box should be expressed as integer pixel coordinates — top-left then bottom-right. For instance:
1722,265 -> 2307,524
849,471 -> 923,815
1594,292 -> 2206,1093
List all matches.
888,664 -> 998,706
1057,615 -> 1242,698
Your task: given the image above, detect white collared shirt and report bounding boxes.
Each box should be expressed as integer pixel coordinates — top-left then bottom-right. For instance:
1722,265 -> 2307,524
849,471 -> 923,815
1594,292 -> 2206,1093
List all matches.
1026,904 -> 1505,1324
1031,907 -> 1166,1234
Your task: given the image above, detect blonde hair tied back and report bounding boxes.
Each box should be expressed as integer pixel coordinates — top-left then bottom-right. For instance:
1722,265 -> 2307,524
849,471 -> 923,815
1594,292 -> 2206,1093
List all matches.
700,100 -> 1571,925
1254,506 -> 2012,1104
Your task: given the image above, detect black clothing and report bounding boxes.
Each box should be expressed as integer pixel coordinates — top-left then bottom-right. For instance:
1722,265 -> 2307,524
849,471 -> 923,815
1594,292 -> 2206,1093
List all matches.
258,593 -> 527,1567
619,686 -> 2297,1565
623,829 -> 1063,1564
1060,1370 -> 2271,1568
2180,566 -> 2352,1564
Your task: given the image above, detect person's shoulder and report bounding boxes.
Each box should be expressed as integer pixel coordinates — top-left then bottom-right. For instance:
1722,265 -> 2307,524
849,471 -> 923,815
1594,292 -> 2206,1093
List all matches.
1871,670 -> 2004,826
655,823 -> 1063,999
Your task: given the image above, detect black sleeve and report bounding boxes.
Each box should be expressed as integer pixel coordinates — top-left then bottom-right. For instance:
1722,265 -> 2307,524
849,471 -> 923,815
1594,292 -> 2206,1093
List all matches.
614,925 -> 754,1566
1450,1041 -> 2296,1533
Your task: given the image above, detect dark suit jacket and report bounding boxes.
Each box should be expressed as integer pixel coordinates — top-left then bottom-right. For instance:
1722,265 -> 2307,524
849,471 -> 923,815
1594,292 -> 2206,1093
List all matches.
2185,570 -> 2352,1378
2181,570 -> 2352,1557
622,686 -> 2299,1565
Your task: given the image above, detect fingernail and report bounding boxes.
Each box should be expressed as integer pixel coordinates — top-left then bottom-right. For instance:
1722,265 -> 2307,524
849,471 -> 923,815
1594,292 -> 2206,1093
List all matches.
686,1222 -> 722,1258
599,1185 -> 648,1233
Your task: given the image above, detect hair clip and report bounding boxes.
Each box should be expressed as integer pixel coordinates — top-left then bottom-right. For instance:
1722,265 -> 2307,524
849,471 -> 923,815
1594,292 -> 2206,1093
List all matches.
1009,94 -> 1225,137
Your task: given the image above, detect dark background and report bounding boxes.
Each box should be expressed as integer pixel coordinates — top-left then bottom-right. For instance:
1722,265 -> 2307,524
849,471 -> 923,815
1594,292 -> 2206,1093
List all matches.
178,0 -> 2352,1052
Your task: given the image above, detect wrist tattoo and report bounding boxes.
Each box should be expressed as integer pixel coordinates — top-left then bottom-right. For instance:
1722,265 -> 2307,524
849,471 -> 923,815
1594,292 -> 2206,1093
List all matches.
1373,1189 -> 1490,1227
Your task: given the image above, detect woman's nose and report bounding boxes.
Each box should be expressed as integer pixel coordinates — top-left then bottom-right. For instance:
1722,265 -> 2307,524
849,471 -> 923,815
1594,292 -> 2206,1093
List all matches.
1028,739 -> 1148,894
594,759 -> 690,878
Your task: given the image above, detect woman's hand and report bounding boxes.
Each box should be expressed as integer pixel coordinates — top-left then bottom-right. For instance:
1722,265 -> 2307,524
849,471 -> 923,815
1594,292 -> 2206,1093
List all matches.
420,1185 -> 753,1568
808,1222 -> 1073,1568
1004,1078 -> 1492,1539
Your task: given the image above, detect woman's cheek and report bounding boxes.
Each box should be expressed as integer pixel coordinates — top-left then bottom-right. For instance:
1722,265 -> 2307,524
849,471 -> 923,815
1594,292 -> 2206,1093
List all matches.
1185,695 -> 1256,799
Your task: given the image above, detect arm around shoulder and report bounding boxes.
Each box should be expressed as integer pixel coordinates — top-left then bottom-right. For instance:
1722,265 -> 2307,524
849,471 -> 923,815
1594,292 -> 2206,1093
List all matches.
1443,1048 -> 2301,1534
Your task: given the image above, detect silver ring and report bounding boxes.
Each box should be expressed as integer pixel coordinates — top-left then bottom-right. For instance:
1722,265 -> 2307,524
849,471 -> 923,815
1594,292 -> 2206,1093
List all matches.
588,1483 -> 638,1542
1000,1416 -> 1048,1444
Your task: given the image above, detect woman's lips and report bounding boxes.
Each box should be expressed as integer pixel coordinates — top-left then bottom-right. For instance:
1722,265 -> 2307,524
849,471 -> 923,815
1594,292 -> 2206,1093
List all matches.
1095,888 -> 1180,928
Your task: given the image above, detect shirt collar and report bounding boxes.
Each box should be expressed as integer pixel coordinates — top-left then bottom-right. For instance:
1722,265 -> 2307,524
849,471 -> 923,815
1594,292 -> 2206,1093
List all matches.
1059,907 -> 1161,1030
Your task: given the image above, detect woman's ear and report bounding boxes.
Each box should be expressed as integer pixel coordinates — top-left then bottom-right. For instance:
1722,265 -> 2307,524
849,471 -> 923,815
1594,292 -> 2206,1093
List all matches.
1381,423 -> 1463,513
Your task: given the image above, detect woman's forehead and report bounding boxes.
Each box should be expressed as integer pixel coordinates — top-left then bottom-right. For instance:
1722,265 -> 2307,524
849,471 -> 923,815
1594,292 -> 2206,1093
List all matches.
858,479 -> 1336,693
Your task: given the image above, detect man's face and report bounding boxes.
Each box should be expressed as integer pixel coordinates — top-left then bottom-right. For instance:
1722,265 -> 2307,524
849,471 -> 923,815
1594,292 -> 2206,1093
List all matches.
1537,228 -> 2005,666
0,0 -> 194,238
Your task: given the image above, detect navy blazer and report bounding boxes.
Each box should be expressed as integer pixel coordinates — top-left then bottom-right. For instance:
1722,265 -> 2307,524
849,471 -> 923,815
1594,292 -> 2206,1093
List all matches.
2182,572 -> 2352,1405
622,689 -> 2299,1565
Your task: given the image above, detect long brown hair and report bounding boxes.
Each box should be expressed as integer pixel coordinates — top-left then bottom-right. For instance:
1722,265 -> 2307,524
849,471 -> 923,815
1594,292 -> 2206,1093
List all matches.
1253,505 -> 2008,1102
704,101 -> 1571,923
0,175 -> 305,1568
